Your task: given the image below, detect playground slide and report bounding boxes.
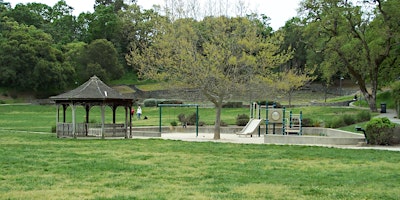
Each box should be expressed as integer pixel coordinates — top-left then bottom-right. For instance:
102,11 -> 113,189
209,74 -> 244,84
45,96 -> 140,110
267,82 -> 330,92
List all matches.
236,119 -> 263,135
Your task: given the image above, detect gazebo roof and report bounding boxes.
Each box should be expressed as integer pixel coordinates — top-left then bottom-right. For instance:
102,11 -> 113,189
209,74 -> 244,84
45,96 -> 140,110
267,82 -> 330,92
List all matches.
50,75 -> 134,101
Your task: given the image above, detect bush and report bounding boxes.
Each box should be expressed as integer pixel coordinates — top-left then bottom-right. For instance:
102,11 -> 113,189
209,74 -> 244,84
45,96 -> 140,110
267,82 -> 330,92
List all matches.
325,117 -> 346,128
343,114 -> 356,125
356,110 -> 371,122
223,102 -> 243,108
186,113 -> 198,125
220,120 -> 228,127
236,114 -> 249,126
170,121 -> 177,126
160,99 -> 183,105
301,118 -> 313,127
51,125 -> 56,133
198,121 -> 206,126
143,98 -> 158,107
177,113 -> 198,125
258,101 -> 282,108
177,113 -> 186,123
365,117 -> 396,145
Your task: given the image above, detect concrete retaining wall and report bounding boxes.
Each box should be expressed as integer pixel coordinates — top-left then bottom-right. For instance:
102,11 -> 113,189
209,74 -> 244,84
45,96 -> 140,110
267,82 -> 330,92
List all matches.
132,126 -> 366,146
264,127 -> 365,145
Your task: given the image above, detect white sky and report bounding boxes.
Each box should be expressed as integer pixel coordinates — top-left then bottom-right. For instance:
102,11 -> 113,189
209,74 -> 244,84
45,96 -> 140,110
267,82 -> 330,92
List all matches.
11,0 -> 301,30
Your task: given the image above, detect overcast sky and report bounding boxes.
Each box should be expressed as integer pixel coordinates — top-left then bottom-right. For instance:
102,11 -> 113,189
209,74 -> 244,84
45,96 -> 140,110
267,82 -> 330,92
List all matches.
11,0 -> 301,30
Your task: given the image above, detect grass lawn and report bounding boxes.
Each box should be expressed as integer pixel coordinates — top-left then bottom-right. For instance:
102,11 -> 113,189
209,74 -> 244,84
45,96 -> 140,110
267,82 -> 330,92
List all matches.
0,104 -> 372,133
1,131 -> 399,199
0,104 -> 398,199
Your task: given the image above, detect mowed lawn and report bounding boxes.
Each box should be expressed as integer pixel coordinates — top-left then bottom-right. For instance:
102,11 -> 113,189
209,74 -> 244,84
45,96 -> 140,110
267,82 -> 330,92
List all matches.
0,104 -> 399,199
1,131 -> 400,200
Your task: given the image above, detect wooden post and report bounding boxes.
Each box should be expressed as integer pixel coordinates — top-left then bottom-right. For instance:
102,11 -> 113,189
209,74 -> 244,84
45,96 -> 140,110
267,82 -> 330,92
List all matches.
129,106 -> 132,138
125,106 -> 129,139
56,104 -> 60,137
101,105 -> 105,139
71,104 -> 76,138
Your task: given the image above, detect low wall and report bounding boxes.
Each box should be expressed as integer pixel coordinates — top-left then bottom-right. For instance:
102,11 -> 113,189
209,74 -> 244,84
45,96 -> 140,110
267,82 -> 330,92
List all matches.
264,127 -> 366,145
132,131 -> 161,137
133,126 -> 243,134
131,126 -> 366,145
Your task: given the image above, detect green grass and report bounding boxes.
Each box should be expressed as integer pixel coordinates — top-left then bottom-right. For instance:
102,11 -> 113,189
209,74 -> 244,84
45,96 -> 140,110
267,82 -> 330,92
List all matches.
339,121 -> 369,133
348,90 -> 395,109
0,105 -> 374,133
1,131 -> 399,199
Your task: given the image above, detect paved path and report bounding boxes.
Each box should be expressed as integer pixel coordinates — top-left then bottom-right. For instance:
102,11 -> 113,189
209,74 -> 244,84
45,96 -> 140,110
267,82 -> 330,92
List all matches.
375,109 -> 400,124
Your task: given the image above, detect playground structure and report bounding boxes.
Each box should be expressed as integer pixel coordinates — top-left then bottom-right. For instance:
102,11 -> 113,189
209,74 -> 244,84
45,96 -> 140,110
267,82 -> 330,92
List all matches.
237,102 -> 303,137
130,102 -> 365,146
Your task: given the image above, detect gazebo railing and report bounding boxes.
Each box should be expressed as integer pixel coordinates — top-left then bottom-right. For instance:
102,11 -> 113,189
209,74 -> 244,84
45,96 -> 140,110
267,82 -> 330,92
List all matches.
56,123 -> 127,138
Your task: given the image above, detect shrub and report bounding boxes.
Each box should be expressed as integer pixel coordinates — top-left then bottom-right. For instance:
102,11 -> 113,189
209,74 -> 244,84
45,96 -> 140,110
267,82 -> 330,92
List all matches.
220,120 -> 228,127
177,113 -> 198,125
170,121 -> 177,126
356,110 -> 371,122
312,120 -> 324,127
343,114 -> 356,125
258,101 -> 282,108
177,113 -> 186,123
198,121 -> 206,126
301,118 -> 313,127
186,113 -> 198,125
223,102 -> 243,108
51,125 -> 56,133
160,99 -> 183,105
236,114 -> 249,126
143,98 -> 158,107
392,127 -> 400,144
365,117 -> 396,145
325,117 -> 346,128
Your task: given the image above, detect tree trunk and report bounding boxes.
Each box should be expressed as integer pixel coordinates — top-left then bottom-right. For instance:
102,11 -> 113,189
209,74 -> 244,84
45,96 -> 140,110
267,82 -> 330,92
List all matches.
364,92 -> 377,112
288,90 -> 293,108
213,103 -> 222,140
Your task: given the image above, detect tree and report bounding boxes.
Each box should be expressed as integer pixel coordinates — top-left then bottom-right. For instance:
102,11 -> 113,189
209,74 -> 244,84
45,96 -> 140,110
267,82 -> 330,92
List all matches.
47,0 -> 77,44
6,3 -> 51,28
0,19 -> 74,95
300,0 -> 400,112
128,16 -> 291,139
280,17 -> 307,72
79,39 -> 124,82
120,4 -> 165,72
275,68 -> 316,107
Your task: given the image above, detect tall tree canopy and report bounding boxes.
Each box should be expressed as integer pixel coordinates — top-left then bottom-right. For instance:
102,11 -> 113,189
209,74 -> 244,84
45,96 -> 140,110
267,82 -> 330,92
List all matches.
128,16 -> 292,139
0,19 -> 74,96
300,0 -> 400,111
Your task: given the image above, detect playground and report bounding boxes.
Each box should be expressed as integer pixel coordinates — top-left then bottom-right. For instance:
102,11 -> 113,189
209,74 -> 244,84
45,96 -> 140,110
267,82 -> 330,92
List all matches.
130,102 -> 366,147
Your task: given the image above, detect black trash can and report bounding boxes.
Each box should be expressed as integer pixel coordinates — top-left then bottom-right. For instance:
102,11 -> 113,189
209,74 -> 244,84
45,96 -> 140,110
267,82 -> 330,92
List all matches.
380,103 -> 386,113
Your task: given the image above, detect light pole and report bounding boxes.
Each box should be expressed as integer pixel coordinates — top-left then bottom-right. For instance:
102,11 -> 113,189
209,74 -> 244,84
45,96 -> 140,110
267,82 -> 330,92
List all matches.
339,76 -> 344,96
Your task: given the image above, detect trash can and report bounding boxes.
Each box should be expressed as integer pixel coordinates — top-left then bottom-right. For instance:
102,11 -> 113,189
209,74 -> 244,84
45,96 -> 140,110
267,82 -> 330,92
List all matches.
380,103 -> 386,113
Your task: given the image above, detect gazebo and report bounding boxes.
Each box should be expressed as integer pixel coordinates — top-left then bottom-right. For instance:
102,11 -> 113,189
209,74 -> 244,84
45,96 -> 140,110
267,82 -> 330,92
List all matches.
50,75 -> 134,139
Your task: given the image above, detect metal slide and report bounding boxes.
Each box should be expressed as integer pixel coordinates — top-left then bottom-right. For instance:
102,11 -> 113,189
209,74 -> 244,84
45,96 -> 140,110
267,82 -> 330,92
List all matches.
236,119 -> 263,135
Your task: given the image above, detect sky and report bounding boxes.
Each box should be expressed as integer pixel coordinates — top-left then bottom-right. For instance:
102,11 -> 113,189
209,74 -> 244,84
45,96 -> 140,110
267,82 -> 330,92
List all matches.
11,0 -> 301,30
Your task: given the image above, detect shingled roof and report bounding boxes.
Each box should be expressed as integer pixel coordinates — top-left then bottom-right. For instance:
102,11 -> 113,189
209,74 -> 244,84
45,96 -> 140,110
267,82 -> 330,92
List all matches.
50,75 -> 133,101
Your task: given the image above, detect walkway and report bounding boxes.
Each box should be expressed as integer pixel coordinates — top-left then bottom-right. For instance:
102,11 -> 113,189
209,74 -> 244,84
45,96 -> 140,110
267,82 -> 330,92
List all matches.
375,109 -> 400,124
